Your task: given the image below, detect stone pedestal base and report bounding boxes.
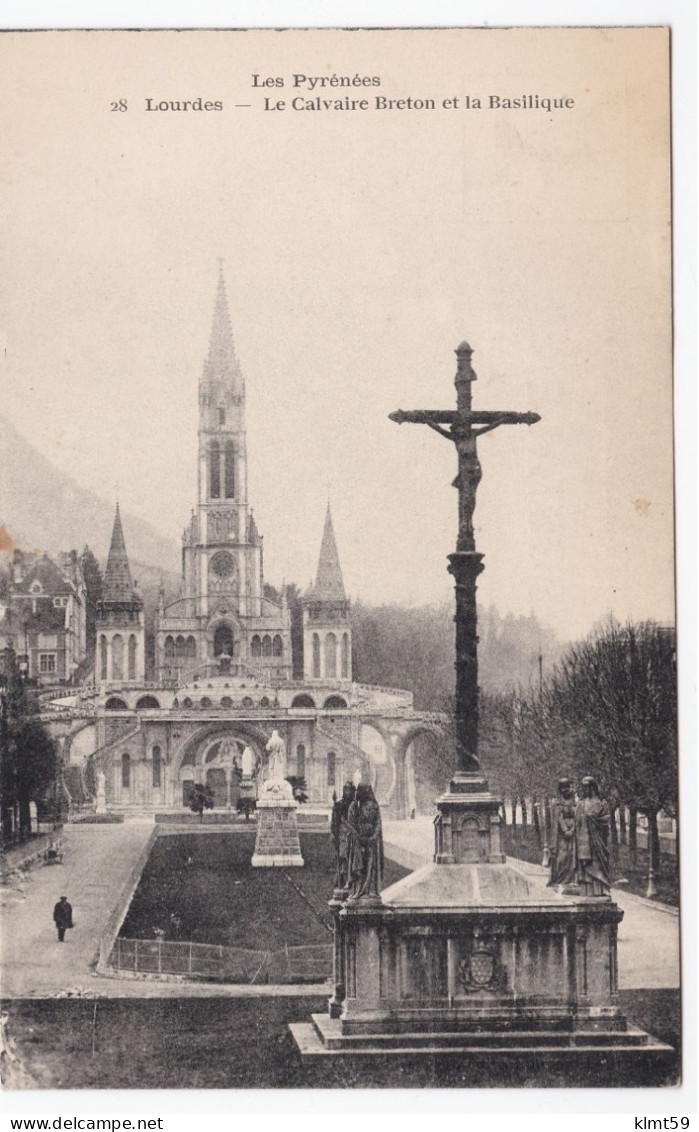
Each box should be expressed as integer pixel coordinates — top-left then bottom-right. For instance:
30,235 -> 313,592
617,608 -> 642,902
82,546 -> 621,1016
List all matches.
292,862 -> 670,1069
290,1014 -> 674,1083
434,774 -> 505,864
292,772 -> 667,1072
251,799 -> 304,868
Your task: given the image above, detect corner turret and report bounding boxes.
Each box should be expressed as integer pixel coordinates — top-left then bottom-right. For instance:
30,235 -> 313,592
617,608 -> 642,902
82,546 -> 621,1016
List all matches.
95,505 -> 145,683
302,506 -> 351,681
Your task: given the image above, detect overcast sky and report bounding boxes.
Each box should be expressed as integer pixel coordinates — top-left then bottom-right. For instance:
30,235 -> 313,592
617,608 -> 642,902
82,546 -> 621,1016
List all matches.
0,28 -> 675,641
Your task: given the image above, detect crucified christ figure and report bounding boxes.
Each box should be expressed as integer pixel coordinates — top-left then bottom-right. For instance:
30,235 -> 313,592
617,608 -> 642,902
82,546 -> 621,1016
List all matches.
389,341 -> 540,773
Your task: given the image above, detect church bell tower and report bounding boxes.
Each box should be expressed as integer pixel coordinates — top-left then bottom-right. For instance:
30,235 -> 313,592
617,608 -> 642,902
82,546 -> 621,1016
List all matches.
181,265 -> 262,623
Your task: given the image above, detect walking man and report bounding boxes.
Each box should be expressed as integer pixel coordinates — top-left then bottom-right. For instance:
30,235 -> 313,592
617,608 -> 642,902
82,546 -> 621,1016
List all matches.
53,895 -> 73,942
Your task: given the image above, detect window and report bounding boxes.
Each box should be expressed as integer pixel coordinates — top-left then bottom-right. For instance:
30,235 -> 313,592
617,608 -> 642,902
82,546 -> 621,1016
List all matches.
218,407 -> 226,425
99,635 -> 108,680
224,440 -> 235,498
136,695 -> 160,710
325,633 -> 337,679
164,636 -> 175,660
111,634 -> 124,681
210,551 -> 235,579
175,636 -> 186,660
185,636 -> 197,658
324,695 -> 347,711
341,633 -> 349,678
297,744 -> 306,779
251,635 -> 261,658
128,635 -> 137,680
262,635 -> 272,657
291,694 -> 315,709
272,634 -> 283,657
39,653 -> 56,674
327,751 -> 336,787
152,746 -> 162,788
210,440 -> 221,498
121,753 -> 131,789
312,634 -> 321,678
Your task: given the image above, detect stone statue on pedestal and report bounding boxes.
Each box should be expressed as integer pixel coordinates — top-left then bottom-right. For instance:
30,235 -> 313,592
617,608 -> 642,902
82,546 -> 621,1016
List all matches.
265,729 -> 287,780
258,729 -> 293,802
548,777 -> 577,888
331,782 -> 356,892
346,784 -> 384,903
241,745 -> 256,778
96,769 -> 107,814
575,776 -> 612,896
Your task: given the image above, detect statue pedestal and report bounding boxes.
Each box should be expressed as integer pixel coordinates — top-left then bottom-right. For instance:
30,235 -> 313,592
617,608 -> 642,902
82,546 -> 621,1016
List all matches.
251,781 -> 304,868
95,789 -> 107,815
291,774 -> 671,1074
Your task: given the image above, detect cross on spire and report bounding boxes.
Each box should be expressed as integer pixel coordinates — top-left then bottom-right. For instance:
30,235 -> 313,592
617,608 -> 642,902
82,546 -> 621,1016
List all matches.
389,340 -> 540,774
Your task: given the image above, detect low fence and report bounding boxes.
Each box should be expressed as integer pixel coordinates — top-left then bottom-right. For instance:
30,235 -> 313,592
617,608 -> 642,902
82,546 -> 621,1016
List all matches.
107,937 -> 332,984
97,826 -> 158,969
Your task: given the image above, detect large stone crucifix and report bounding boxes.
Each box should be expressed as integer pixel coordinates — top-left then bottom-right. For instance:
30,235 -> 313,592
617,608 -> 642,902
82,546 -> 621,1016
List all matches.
389,341 -> 540,776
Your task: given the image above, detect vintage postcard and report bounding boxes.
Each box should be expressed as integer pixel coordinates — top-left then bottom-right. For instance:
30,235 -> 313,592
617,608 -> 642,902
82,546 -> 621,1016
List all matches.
0,23 -> 683,1111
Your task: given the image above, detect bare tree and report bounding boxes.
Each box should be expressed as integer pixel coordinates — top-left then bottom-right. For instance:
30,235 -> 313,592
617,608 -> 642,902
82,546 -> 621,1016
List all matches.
548,620 -> 677,894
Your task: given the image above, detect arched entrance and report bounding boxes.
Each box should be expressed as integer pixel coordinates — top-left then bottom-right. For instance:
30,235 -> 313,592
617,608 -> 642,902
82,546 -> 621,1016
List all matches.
176,725 -> 269,810
213,623 -> 234,658
360,723 -> 393,806
400,726 -> 450,818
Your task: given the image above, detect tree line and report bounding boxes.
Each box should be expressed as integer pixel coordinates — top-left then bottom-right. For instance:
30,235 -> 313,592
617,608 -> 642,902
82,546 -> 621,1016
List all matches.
0,651 -> 59,845
478,620 -> 677,872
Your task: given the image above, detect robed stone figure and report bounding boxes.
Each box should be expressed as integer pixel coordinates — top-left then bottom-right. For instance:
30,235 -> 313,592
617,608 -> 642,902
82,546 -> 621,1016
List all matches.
548,777 -> 577,888
575,776 -> 611,896
330,782 -> 356,892
347,784 -> 384,903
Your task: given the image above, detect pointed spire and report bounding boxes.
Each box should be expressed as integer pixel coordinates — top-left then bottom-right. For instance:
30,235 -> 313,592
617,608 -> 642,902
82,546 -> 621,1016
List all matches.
247,510 -> 260,546
313,505 -> 346,603
201,262 -> 244,395
103,504 -> 135,602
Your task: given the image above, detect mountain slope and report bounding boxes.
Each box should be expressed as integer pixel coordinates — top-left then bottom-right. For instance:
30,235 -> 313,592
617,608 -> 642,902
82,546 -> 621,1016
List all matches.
0,414 -> 180,571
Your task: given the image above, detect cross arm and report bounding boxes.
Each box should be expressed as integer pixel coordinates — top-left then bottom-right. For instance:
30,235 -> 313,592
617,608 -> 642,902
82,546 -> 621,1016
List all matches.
389,409 -> 541,427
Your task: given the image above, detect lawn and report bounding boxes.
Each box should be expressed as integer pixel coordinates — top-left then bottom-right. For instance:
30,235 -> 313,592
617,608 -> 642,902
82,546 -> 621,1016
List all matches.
3,990 -> 680,1090
119,832 -> 409,950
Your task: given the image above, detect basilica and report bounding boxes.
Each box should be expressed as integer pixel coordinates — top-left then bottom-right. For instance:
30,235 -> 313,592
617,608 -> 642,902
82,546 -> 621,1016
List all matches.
50,270 -> 443,818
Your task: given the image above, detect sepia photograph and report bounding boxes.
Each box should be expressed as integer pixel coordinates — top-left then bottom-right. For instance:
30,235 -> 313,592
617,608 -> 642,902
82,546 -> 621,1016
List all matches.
0,18 -> 689,1112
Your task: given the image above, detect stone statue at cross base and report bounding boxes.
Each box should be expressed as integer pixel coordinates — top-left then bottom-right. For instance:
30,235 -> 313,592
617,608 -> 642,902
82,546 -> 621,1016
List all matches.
330,782 -> 356,892
548,777 -> 577,889
346,784 -> 384,904
575,776 -> 612,897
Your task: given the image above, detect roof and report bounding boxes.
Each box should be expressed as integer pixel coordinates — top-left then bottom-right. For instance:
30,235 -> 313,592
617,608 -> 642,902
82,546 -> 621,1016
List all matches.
310,505 -> 346,604
102,505 -> 137,602
201,265 -> 244,397
16,556 -> 73,596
